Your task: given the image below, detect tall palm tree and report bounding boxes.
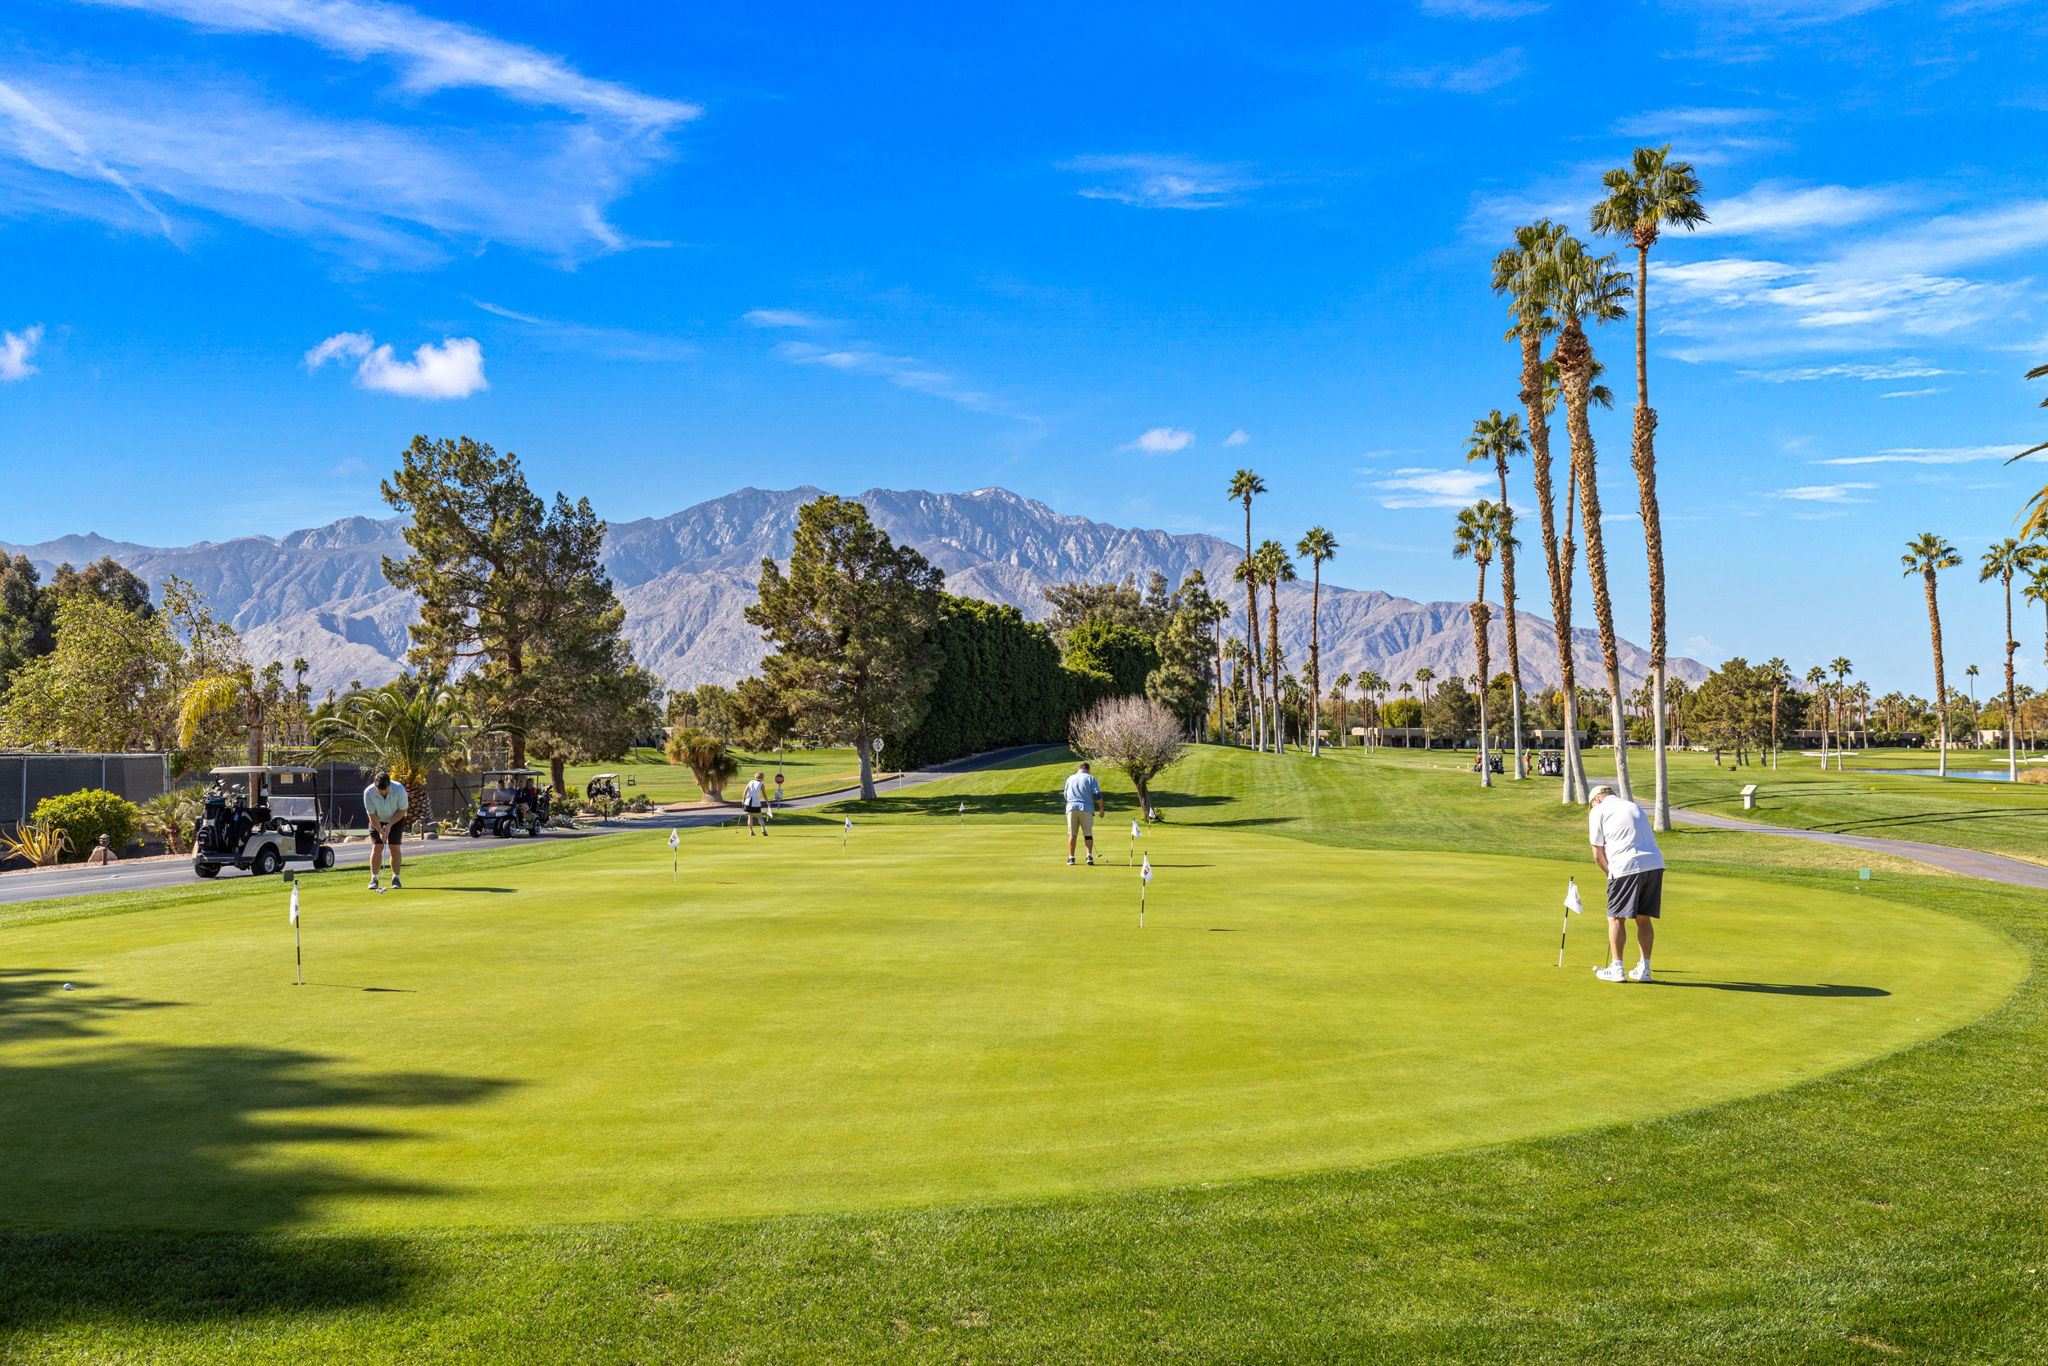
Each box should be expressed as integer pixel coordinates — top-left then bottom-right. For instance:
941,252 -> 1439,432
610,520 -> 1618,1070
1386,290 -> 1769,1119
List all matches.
1360,669 -> 1386,750
1227,470 -> 1268,750
1332,671 -> 1353,747
2023,561 -> 2048,677
311,676 -> 488,823
1542,234 -> 1636,799
1980,539 -> 2038,780
1591,145 -> 1707,830
1902,532 -> 1962,776
1415,666 -> 1435,708
176,666 -> 272,798
1466,410 -> 1529,777
1295,527 -> 1338,757
1830,657 -> 1854,769
1493,219 -> 1588,803
1257,540 -> 1297,753
1804,667 -> 1828,766
1765,656 -> 1790,769
1453,500 -> 1504,787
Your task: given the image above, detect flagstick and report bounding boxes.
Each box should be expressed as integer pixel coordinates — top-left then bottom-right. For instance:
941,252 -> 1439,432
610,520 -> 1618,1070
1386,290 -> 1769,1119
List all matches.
1139,879 -> 1146,929
294,918 -> 303,986
1556,906 -> 1569,968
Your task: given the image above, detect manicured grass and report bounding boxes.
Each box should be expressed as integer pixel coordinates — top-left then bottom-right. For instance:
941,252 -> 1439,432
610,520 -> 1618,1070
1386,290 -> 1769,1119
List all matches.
4,744 -> 2045,1362
565,745 -> 866,806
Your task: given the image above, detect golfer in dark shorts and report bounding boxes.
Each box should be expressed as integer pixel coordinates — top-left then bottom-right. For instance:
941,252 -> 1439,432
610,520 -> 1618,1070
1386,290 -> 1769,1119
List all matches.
363,771 -> 410,893
1587,784 -> 1663,983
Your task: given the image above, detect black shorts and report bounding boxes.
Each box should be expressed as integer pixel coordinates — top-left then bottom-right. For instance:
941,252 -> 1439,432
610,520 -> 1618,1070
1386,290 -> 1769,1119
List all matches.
1607,868 -> 1663,919
371,817 -> 408,846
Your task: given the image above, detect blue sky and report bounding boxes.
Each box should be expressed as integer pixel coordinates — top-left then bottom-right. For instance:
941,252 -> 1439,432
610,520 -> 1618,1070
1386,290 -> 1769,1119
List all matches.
4,0 -> 2048,691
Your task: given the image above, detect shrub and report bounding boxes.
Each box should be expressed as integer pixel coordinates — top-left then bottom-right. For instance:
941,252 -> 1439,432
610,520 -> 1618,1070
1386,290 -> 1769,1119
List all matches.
31,788 -> 141,862
665,727 -> 738,800
2019,768 -> 2048,785
138,787 -> 205,855
1070,695 -> 1187,819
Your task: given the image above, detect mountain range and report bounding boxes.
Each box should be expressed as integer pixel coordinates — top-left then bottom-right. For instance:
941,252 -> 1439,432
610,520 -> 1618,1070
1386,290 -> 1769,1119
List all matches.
3,486 -> 1707,699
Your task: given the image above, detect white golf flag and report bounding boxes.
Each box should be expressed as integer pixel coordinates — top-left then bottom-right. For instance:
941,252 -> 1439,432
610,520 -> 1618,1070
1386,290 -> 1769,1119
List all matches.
1131,819 -> 1141,840
844,817 -> 853,831
1140,853 -> 1153,883
668,828 -> 680,850
289,882 -> 299,925
1564,878 -> 1583,915
959,801 -> 966,814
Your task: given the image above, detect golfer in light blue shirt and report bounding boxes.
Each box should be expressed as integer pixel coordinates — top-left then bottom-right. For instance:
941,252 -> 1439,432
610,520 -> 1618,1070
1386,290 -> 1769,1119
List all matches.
1063,761 -> 1104,866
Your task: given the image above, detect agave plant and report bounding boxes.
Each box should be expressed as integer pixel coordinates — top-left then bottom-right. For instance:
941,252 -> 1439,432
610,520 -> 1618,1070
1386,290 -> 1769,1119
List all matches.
1,821 -> 73,868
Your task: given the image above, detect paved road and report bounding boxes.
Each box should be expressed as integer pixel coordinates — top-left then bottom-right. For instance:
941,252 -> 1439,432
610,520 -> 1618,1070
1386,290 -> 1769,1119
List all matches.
1675,807 -> 2048,889
0,745 -> 1059,907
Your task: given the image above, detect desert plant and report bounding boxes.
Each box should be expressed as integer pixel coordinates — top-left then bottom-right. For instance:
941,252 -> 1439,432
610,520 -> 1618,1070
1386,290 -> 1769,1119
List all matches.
1,821 -> 73,867
1070,695 -> 1188,819
31,788 -> 141,862
137,786 -> 205,855
665,726 -> 739,800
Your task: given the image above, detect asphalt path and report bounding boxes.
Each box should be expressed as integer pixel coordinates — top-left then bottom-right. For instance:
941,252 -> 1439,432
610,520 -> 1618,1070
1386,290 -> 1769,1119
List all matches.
1675,806 -> 2048,889
0,745 -> 1059,907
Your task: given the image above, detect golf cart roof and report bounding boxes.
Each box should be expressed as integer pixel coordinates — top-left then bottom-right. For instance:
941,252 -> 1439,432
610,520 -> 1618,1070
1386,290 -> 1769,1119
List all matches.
210,765 -> 317,776
590,772 -> 620,780
483,768 -> 540,777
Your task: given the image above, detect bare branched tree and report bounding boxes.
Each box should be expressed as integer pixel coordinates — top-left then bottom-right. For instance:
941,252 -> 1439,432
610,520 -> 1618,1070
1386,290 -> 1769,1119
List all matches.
1070,695 -> 1187,819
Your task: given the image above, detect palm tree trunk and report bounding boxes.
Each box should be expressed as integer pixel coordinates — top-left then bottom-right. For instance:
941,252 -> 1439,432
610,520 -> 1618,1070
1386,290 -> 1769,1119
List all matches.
1925,572 -> 1949,776
1309,564 -> 1322,757
1474,561 -> 1492,789
1267,589 -> 1284,754
2005,574 -> 2019,781
1562,468 -> 1591,801
1518,325 -> 1584,802
1629,241 -> 1672,829
1495,455 -> 1526,779
1557,321 -> 1634,801
1241,502 -> 1262,751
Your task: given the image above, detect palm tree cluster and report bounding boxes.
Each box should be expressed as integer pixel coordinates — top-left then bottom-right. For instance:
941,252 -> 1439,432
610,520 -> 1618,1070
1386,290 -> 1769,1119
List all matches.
1475,145 -> 1706,818
1222,469 -> 1341,756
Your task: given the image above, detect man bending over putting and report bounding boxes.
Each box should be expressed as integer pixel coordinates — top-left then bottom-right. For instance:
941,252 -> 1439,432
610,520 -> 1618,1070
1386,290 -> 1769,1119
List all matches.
1064,761 -> 1104,866
364,769 -> 410,893
1588,783 -> 1663,982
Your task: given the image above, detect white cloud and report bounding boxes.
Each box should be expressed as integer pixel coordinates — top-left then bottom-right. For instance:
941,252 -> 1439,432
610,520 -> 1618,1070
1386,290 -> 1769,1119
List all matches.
1773,482 -> 1876,502
1880,387 -> 1950,398
1418,0 -> 1545,17
0,323 -> 43,380
1223,429 -> 1250,446
773,340 -> 1026,419
743,309 -> 825,329
1122,427 -> 1196,454
1699,183 -> 1908,237
1371,467 -> 1490,508
305,331 -> 487,398
0,2 -> 693,265
473,300 -> 692,361
1611,106 -> 1776,137
1737,360 -> 1955,382
1817,446 -> 2023,466
1063,155 -> 1248,210
1383,48 -> 1525,93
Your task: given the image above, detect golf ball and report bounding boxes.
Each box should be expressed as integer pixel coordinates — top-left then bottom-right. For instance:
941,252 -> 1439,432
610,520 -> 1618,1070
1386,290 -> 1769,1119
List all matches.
62,983 -> 73,991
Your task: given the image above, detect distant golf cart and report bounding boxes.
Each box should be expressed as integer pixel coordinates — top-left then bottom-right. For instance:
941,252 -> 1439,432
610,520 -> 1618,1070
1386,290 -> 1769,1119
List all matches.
585,773 -> 622,802
193,765 -> 337,878
471,769 -> 550,838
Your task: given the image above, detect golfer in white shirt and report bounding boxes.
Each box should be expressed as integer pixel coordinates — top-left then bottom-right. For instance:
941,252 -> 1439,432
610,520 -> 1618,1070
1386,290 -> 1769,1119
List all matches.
363,771 -> 410,892
1588,784 -> 1664,983
742,772 -> 768,836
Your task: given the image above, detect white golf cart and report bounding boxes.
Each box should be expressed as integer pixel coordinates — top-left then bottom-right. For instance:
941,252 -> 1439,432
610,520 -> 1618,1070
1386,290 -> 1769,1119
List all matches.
470,768 -> 550,838
192,765 -> 337,878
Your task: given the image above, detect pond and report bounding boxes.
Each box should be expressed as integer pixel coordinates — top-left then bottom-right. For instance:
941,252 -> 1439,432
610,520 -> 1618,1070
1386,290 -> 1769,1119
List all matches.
1853,768 -> 2027,782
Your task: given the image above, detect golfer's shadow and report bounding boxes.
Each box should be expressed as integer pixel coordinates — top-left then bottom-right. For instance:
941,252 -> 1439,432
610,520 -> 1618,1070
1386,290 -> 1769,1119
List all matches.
403,886 -> 517,894
1652,973 -> 1889,997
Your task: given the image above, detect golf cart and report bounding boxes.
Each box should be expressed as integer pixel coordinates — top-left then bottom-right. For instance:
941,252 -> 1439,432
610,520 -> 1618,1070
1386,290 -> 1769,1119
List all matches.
585,773 -> 621,802
193,765 -> 337,878
471,769 -> 550,838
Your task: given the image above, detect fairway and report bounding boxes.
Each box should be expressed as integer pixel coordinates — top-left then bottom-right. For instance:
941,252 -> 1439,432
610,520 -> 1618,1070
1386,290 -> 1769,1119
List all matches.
1,811 -> 2019,1233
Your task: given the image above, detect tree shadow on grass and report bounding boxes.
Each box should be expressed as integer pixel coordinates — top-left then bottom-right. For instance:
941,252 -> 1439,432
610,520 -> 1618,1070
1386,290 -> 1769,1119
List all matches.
0,967 -> 510,1338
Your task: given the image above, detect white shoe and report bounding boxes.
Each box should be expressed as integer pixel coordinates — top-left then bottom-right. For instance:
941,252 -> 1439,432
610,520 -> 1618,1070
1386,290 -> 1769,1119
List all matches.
1593,963 -> 1627,982
1066,856 -> 1075,865
367,876 -> 380,892
1085,854 -> 1094,866
1629,960 -> 1652,983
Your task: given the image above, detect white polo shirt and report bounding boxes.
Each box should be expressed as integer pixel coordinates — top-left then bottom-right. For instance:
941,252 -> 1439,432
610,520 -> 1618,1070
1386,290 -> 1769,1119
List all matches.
1589,796 -> 1664,878
363,780 -> 409,823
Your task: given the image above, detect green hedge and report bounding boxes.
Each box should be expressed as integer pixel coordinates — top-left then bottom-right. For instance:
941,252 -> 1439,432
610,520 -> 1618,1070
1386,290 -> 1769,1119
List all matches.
884,597 -> 1112,769
31,788 -> 142,862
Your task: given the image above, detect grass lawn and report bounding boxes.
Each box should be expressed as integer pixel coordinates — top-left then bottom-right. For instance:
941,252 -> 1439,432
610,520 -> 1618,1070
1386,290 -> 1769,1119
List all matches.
565,745 -> 867,806
4,745 -> 2045,1362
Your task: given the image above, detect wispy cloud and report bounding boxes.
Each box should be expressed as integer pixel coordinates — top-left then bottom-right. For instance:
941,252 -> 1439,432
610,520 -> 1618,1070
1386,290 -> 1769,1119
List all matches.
1773,482 -> 1876,502
1818,446 -> 2023,466
743,309 -> 827,329
1223,429 -> 1250,447
773,341 -> 1027,419
305,331 -> 487,398
1121,427 -> 1195,453
1383,48 -> 1525,93
0,323 -> 43,381
1700,182 -> 1909,237
1371,467 -> 1490,509
472,301 -> 692,361
1417,0 -> 1545,17
1737,359 -> 1955,382
1880,386 -> 1951,398
0,1 -> 694,265
1062,155 -> 1249,210
1611,106 -> 1777,137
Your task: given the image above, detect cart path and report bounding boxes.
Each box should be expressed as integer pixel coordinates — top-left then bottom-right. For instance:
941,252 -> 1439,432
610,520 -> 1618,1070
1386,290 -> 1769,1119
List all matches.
1675,807 -> 2048,889
0,744 -> 1060,907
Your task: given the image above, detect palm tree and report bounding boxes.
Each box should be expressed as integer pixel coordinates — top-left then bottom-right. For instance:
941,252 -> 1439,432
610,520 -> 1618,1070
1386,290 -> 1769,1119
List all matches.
1765,657 -> 1790,769
1414,666 -> 1435,708
1332,671 -> 1353,747
1592,145 -> 1707,829
1227,470 -> 1268,750
1453,500 -> 1503,787
2024,561 -> 2048,680
1466,410 -> 1529,778
1257,540 -> 1297,753
311,677 -> 488,823
1359,669 -> 1386,750
1295,527 -> 1338,757
1830,657 -> 1854,769
176,665 -> 280,799
1902,533 -> 1962,776
1493,219 -> 1589,803
1980,538 -> 2037,779
1543,233 -> 1636,800
1804,667 -> 1828,765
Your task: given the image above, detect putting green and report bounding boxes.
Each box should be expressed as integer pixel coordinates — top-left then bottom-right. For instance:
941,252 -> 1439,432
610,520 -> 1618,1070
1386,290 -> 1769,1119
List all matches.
0,820 -> 2020,1232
